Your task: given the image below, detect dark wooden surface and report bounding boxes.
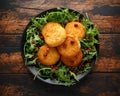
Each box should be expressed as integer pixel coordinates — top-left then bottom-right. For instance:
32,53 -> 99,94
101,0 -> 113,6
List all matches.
0,0 -> 120,96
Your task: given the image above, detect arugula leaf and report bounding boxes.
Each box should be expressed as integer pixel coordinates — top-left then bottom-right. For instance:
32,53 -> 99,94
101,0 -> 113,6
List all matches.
27,58 -> 37,65
70,71 -> 79,81
34,67 -> 52,80
25,53 -> 34,58
55,65 -> 70,82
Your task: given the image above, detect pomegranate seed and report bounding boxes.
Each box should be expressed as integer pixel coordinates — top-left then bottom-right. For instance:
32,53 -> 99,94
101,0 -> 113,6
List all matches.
52,66 -> 58,72
50,65 -> 54,68
74,24 -> 78,27
32,55 -> 36,59
88,48 -> 92,52
72,70 -> 78,73
75,19 -> 79,22
33,50 -> 37,53
36,27 -> 40,31
88,36 -> 92,40
79,18 -> 83,22
34,64 -> 39,67
70,60 -> 74,64
87,60 -> 92,63
64,22 -> 67,26
63,44 -> 67,48
43,53 -> 47,57
81,64 -> 84,67
70,40 -> 75,45
37,45 -> 41,49
40,35 -> 44,40
31,40 -> 35,44
46,47 -> 50,52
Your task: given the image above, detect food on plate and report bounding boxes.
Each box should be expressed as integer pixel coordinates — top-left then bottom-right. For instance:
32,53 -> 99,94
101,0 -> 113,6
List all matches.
24,8 -> 99,86
38,44 -> 60,66
57,36 -> 81,58
61,49 -> 83,66
42,22 -> 66,47
65,21 -> 85,38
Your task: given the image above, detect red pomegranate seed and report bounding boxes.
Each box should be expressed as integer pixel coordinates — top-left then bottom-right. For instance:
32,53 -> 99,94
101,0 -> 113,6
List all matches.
75,19 -> 79,22
40,35 -> 44,40
88,48 -> 92,52
69,20 -> 72,22
74,24 -> 78,27
63,44 -> 67,48
50,65 -> 54,68
31,40 -> 35,44
81,64 -> 85,67
87,60 -> 92,63
70,40 -> 75,45
46,47 -> 50,52
32,55 -> 36,59
70,60 -> 74,64
43,53 -> 47,57
33,50 -> 37,53
36,27 -> 40,31
79,18 -> 83,22
64,22 -> 67,26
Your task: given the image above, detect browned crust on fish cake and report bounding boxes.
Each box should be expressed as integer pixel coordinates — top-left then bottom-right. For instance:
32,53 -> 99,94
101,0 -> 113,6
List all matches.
61,49 -> 83,66
38,44 -> 60,66
65,21 -> 85,38
42,22 -> 66,47
57,36 -> 81,58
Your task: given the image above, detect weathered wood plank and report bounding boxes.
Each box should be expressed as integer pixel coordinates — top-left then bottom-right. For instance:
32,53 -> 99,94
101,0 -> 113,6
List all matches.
0,52 -> 28,73
99,34 -> 120,57
0,11 -> 120,34
0,73 -> 120,96
90,15 -> 120,34
0,0 -> 120,11
0,0 -> 120,96
94,57 -> 120,72
0,47 -> 20,53
0,35 -> 21,47
94,34 -> 120,72
0,0 -> 120,34
0,85 -> 8,96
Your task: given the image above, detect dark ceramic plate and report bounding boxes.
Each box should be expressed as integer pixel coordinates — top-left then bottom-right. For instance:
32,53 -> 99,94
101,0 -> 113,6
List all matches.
22,8 -> 99,85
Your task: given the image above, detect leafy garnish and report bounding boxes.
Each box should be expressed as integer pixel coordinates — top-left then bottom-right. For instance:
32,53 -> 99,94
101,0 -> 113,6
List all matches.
24,8 -> 99,86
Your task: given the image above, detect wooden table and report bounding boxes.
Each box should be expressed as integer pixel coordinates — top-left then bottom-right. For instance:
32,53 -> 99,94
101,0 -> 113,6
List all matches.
0,0 -> 120,96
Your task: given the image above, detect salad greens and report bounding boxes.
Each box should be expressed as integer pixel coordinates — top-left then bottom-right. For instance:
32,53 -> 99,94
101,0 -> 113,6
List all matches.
24,8 -> 99,86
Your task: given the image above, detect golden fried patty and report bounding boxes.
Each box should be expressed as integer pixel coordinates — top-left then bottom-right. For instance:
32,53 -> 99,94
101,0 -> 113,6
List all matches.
65,21 -> 85,38
42,22 -> 66,47
57,36 -> 80,58
38,44 -> 60,66
61,49 -> 83,66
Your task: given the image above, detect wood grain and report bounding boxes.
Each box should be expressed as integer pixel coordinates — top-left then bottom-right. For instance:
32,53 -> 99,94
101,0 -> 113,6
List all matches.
0,0 -> 120,96
0,0 -> 120,34
0,12 -> 120,34
0,73 -> 120,96
0,0 -> 120,10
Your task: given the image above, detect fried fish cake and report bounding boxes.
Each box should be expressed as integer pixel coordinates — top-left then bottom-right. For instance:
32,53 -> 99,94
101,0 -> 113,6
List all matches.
61,49 -> 83,67
38,44 -> 60,66
42,22 -> 66,47
65,21 -> 85,38
57,36 -> 80,58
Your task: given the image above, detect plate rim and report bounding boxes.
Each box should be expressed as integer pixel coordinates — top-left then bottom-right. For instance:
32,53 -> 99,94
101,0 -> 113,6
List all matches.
21,7 -> 99,86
